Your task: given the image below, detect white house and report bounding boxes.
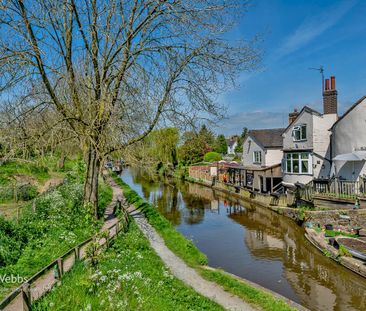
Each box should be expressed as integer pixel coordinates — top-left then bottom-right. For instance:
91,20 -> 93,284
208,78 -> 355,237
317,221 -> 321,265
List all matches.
242,128 -> 284,192
281,76 -> 338,185
227,137 -> 238,154
330,96 -> 366,181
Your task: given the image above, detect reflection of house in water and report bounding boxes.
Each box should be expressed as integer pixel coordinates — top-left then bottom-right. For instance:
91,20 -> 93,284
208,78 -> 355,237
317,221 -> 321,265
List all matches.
229,205 -> 366,310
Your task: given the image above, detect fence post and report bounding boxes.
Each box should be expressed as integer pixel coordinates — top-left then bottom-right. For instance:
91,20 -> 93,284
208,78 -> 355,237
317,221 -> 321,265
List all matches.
115,221 -> 120,234
106,230 -> 110,248
22,283 -> 31,311
74,246 -> 80,260
57,258 -> 63,278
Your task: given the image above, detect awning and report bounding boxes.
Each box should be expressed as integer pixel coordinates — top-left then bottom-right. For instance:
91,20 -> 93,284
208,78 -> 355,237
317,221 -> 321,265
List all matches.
333,151 -> 366,161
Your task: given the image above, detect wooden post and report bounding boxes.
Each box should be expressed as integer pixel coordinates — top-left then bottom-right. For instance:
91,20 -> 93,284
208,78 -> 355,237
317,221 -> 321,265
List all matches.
74,246 -> 80,260
22,283 -> 31,311
57,258 -> 63,278
115,221 -> 120,234
106,231 -> 110,248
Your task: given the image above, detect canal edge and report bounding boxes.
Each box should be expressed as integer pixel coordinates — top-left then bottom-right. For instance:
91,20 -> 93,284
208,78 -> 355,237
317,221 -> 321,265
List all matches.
201,266 -> 310,311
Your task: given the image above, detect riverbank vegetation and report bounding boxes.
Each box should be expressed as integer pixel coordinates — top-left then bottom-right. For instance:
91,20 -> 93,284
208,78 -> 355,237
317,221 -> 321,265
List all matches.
33,220 -> 223,311
115,176 -> 296,311
126,124 -> 234,178
0,161 -> 112,300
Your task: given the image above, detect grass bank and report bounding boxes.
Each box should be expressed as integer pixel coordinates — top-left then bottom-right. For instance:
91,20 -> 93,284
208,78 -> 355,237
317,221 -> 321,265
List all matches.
115,175 -> 297,311
0,163 -> 113,300
33,220 -> 223,311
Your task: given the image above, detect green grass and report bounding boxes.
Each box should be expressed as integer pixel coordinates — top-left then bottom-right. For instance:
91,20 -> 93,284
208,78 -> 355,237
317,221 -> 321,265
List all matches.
33,221 -> 223,311
324,229 -> 358,238
114,175 -> 296,311
97,178 -> 113,218
0,160 -> 50,186
199,268 -> 296,311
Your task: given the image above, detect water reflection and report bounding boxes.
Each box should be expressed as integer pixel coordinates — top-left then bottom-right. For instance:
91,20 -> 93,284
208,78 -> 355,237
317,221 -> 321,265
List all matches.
123,168 -> 366,311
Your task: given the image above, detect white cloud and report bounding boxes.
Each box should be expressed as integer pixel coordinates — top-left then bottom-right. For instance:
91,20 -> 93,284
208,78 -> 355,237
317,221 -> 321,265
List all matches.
275,0 -> 357,59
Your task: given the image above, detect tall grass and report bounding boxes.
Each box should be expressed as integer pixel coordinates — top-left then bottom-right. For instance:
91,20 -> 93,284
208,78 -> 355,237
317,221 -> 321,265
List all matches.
0,166 -> 113,300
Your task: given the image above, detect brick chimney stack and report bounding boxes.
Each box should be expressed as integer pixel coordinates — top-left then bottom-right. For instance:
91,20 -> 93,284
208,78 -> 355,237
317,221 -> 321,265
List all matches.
323,76 -> 338,115
288,108 -> 299,125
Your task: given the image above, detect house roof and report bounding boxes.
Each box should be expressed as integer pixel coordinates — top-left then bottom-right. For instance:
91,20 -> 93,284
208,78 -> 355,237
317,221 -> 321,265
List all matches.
331,95 -> 366,129
283,105 -> 322,134
247,128 -> 285,148
226,139 -> 237,148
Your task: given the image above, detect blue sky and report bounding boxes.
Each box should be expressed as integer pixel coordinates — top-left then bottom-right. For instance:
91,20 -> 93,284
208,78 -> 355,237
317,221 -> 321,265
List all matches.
217,0 -> 366,135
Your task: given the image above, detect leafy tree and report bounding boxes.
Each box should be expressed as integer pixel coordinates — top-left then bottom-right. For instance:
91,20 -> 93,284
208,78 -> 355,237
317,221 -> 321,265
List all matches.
214,134 -> 228,154
178,132 -> 206,165
203,152 -> 222,162
199,125 -> 215,147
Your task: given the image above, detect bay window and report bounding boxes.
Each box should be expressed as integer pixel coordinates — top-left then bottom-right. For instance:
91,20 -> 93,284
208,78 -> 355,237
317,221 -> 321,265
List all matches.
285,152 -> 311,174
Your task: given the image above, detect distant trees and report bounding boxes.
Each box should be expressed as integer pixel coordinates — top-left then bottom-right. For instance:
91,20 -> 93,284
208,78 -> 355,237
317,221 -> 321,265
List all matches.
128,128 -> 179,172
214,134 -> 228,154
235,127 -> 248,153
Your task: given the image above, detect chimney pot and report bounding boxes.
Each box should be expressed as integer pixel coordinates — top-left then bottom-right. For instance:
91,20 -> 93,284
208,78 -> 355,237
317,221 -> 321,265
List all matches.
330,76 -> 336,90
288,108 -> 300,125
325,79 -> 330,91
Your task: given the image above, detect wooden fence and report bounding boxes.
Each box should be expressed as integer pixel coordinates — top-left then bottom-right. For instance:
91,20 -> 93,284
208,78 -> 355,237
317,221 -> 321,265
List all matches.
301,177 -> 366,201
0,203 -> 130,311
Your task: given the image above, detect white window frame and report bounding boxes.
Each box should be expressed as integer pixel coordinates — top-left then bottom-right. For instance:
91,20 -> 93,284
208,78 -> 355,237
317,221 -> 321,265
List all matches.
253,151 -> 262,164
292,124 -> 307,141
284,152 -> 312,174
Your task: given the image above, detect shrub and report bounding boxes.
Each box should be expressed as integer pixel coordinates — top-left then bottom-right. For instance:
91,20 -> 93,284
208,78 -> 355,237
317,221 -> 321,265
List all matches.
203,152 -> 222,162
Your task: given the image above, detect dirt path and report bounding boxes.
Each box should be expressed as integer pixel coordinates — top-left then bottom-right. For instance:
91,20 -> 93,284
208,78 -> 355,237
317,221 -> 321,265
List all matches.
128,208 -> 256,311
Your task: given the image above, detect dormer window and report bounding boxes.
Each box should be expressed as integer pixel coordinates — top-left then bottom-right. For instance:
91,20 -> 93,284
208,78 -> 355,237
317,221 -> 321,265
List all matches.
253,151 -> 262,164
292,124 -> 307,141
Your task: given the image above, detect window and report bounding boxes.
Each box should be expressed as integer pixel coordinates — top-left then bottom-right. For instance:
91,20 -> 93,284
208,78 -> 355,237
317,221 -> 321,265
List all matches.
253,151 -> 262,164
284,152 -> 311,174
292,124 -> 307,141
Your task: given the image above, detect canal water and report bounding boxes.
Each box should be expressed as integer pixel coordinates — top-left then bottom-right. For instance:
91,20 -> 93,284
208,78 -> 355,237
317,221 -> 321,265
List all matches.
122,168 -> 366,311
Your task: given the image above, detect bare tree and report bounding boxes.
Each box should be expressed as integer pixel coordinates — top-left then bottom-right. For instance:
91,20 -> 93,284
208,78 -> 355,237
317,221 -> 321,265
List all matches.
0,0 -> 260,216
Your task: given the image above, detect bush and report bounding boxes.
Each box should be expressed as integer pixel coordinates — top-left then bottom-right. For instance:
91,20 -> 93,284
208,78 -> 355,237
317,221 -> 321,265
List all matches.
203,152 -> 222,162
17,184 -> 38,201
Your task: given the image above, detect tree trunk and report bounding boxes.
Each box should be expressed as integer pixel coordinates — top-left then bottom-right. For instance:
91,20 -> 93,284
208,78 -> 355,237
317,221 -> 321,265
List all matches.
83,145 -> 100,218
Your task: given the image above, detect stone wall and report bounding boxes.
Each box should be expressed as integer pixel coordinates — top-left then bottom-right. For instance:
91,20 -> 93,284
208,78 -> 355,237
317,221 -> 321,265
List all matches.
306,209 -> 366,229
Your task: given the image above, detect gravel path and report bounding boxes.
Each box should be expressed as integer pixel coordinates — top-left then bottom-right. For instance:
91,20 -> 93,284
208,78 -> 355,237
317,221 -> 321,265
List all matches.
129,209 -> 256,311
